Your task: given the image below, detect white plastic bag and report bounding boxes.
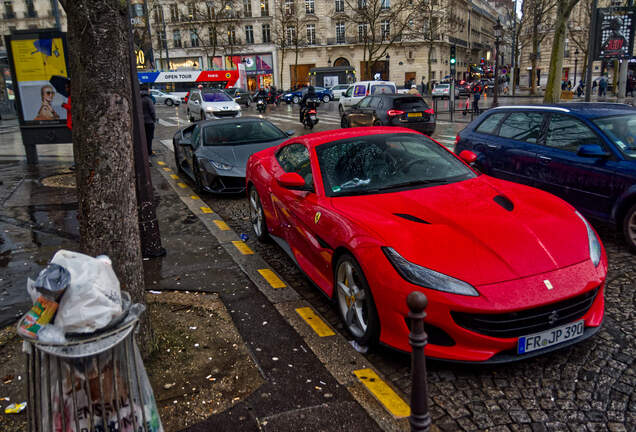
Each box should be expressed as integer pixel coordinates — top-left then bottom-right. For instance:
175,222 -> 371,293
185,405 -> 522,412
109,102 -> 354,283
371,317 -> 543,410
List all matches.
51,250 -> 123,334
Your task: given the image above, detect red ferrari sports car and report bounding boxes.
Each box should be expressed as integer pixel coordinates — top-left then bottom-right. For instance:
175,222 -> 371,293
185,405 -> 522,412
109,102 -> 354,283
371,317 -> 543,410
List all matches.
245,127 -> 607,363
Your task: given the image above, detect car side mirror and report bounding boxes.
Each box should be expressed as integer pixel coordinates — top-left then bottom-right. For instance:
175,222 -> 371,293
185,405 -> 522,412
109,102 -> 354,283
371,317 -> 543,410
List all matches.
277,172 -> 309,190
178,138 -> 192,147
193,100 -> 200,105
459,150 -> 478,164
285,130 -> 295,136
577,144 -> 610,158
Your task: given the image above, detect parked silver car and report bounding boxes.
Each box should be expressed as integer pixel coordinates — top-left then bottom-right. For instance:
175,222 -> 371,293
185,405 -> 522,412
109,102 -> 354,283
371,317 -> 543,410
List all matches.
186,88 -> 242,122
150,89 -> 181,106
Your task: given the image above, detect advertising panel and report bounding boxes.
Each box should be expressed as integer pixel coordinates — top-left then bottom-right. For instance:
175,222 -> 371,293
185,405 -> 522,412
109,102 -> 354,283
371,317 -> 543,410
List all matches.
596,7 -> 636,60
5,30 -> 69,126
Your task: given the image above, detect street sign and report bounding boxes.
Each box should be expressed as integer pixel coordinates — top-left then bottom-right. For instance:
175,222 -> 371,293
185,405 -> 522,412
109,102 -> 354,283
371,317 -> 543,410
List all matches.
595,7 -> 636,60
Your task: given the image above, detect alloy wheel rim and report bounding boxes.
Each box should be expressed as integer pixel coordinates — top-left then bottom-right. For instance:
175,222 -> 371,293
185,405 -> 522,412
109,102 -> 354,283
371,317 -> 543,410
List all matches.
250,189 -> 263,237
628,210 -> 636,245
336,261 -> 367,338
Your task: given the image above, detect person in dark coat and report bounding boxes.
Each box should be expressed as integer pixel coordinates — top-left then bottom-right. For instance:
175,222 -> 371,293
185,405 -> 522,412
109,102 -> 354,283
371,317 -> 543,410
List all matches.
141,86 -> 157,156
472,83 -> 482,114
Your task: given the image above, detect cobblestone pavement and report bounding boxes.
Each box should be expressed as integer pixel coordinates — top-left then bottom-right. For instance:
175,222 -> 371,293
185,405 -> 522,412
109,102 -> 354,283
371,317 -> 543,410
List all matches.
150,102 -> 635,431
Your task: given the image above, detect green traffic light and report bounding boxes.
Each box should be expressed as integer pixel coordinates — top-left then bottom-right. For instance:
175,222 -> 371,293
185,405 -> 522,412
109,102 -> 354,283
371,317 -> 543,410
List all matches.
450,58 -> 456,64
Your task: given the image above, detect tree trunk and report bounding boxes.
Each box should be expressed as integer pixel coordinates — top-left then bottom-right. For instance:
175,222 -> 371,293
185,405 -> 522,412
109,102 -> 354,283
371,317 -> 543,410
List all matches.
427,42 -> 433,95
61,0 -> 152,351
580,50 -> 588,84
544,0 -> 580,103
294,46 -> 299,88
279,48 -> 285,88
531,37 -> 538,95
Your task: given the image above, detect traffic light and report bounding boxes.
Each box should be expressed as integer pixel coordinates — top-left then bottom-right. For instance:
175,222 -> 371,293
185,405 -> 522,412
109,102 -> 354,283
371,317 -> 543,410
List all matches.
450,45 -> 456,66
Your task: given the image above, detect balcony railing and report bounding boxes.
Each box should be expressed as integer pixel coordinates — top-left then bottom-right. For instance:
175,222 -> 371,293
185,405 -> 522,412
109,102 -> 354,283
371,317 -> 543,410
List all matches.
3,11 -> 16,19
25,9 -> 37,18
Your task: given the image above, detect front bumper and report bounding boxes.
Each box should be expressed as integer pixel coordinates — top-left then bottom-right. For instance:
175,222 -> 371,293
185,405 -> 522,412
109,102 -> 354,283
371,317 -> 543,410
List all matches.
198,161 -> 246,194
356,247 -> 606,363
204,110 -> 242,120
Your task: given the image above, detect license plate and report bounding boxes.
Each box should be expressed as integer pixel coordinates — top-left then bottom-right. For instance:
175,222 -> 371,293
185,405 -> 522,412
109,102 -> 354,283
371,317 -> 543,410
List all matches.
407,112 -> 423,118
310,115 -> 317,120
517,320 -> 584,354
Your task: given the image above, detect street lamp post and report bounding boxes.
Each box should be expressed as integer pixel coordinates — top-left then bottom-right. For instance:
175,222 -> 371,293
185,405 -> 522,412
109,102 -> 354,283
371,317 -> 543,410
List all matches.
385,53 -> 390,81
492,17 -> 502,107
574,49 -> 579,87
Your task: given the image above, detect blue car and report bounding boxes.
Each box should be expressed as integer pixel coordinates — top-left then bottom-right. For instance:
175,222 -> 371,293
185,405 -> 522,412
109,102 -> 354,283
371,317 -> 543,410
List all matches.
455,103 -> 636,250
282,86 -> 334,104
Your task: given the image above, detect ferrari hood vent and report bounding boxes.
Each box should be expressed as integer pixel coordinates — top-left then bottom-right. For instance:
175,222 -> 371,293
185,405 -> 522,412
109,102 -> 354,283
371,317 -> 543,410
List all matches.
493,194 -> 514,211
394,213 -> 431,224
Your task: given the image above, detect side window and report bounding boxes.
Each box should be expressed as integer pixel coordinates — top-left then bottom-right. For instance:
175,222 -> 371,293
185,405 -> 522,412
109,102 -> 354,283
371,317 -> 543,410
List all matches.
191,125 -> 201,148
353,85 -> 367,97
545,114 -> 600,153
498,112 -> 545,143
475,113 -> 506,135
359,97 -> 373,108
369,97 -> 382,108
345,86 -> 354,97
276,144 -> 313,186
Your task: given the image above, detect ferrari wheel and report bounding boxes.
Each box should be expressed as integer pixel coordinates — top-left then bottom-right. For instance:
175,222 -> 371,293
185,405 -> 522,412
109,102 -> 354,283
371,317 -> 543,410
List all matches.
335,254 -> 379,347
249,186 -> 268,241
623,203 -> 636,251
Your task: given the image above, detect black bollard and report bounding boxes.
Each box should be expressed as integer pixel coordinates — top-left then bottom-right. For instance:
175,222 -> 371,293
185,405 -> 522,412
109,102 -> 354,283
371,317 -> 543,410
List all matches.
407,291 -> 431,432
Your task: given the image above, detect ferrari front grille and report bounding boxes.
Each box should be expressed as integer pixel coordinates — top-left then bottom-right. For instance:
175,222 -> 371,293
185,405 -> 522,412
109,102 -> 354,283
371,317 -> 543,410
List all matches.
451,286 -> 599,339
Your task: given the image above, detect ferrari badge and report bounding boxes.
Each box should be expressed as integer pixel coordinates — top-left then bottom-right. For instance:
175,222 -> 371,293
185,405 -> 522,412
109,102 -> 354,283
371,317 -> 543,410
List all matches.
544,280 -> 553,290
314,212 -> 321,224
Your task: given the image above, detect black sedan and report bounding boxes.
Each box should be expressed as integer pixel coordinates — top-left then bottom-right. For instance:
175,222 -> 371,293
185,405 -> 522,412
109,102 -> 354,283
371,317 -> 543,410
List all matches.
340,94 -> 436,135
172,117 -> 294,194
223,87 -> 253,107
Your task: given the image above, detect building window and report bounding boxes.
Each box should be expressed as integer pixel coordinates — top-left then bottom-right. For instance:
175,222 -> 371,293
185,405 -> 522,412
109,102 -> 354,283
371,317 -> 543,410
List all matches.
358,0 -> 366,9
25,0 -> 36,17
187,3 -> 195,19
358,23 -> 367,42
262,23 -> 271,43
173,30 -> 182,48
158,31 -> 167,49
306,24 -> 315,45
381,20 -> 390,40
207,3 -> 215,18
154,6 -> 164,23
260,0 -> 269,16
336,21 -> 345,43
305,0 -> 315,13
285,25 -> 296,46
190,30 -> 199,47
564,38 -> 570,58
3,0 -> 15,19
335,0 -> 344,12
381,0 -> 389,9
170,4 -> 179,22
243,0 -> 252,17
208,27 -> 217,45
228,29 -> 237,45
284,0 -> 294,14
245,25 -> 254,44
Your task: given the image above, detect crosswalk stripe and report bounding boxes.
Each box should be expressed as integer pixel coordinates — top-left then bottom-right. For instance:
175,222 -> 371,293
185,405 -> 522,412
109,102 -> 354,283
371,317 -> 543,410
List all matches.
158,119 -> 176,127
266,113 -> 340,125
160,139 -> 174,153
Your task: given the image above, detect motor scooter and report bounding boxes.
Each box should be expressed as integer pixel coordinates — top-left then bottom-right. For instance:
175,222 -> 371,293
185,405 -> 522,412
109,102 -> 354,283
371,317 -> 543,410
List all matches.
256,97 -> 266,113
302,99 -> 320,129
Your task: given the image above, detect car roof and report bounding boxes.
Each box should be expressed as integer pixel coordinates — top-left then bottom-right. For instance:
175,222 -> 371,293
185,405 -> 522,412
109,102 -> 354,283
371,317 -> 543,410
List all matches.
295,126 -> 419,149
488,103 -> 635,119
195,116 -> 274,128
352,81 -> 395,86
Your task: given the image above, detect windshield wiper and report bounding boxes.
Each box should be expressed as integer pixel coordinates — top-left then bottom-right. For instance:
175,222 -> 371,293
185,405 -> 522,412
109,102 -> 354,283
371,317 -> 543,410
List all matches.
375,178 -> 450,192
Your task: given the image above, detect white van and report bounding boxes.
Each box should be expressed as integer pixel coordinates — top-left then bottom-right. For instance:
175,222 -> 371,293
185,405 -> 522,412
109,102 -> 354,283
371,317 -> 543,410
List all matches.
338,81 -> 396,113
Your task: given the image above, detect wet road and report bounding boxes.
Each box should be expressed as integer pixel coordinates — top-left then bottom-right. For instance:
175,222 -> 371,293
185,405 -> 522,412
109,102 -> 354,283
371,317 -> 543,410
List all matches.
153,101 -> 635,431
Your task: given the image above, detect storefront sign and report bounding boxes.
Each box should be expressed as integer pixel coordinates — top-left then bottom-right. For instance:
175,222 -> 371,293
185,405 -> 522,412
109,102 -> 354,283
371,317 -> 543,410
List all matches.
596,7 -> 636,60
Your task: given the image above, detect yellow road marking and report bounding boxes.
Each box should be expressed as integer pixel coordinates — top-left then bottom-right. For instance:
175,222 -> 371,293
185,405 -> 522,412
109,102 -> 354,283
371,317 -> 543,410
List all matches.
157,161 -> 166,166
296,307 -> 335,337
163,167 -> 172,172
170,174 -> 179,180
177,182 -> 187,189
353,368 -> 410,418
190,195 -> 200,200
214,220 -> 231,231
200,207 -> 214,214
232,240 -> 254,255
258,269 -> 286,289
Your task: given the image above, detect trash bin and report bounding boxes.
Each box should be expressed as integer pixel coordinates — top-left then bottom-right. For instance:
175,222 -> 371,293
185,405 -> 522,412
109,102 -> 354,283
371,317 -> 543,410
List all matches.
20,294 -> 163,432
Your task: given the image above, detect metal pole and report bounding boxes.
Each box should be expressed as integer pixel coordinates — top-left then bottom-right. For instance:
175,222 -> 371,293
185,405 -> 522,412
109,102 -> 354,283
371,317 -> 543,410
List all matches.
50,0 -> 61,30
511,0 -> 517,96
407,291 -> 431,432
493,40 -> 500,107
574,57 -> 578,87
162,10 -> 170,70
585,0 -> 599,102
128,0 -> 166,258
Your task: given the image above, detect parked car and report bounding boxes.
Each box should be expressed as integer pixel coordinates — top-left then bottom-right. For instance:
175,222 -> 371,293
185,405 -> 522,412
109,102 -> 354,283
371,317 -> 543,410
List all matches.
340,94 -> 436,135
172,117 -> 294,194
338,80 -> 397,114
431,83 -> 459,99
283,86 -> 334,104
224,87 -> 253,107
150,89 -> 181,106
455,103 -> 636,250
330,84 -> 352,100
246,127 -> 606,362
186,88 -> 242,122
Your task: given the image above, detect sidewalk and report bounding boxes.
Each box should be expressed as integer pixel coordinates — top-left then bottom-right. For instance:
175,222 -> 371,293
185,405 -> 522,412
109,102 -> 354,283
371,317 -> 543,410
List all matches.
0,145 -> 398,430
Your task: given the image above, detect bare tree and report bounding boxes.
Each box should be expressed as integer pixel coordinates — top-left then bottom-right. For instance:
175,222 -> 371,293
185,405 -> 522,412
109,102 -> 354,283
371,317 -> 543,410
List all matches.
544,0 -> 581,102
567,0 -> 593,84
58,0 -> 152,350
335,0 -> 415,81
520,0 -> 556,95
272,0 -> 299,87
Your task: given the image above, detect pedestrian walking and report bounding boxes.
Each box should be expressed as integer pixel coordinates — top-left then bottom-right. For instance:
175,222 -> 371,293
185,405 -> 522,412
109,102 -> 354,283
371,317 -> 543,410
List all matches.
627,76 -> 634,97
599,75 -> 608,97
141,86 -> 157,158
472,84 -> 481,114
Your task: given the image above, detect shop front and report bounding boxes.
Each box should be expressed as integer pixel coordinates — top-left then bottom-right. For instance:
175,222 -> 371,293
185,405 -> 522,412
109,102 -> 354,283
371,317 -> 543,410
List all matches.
225,53 -> 274,91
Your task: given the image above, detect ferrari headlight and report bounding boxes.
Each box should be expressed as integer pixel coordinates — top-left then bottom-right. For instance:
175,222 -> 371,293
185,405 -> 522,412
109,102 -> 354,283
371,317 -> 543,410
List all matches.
575,211 -> 601,267
382,247 -> 479,296
209,160 -> 232,170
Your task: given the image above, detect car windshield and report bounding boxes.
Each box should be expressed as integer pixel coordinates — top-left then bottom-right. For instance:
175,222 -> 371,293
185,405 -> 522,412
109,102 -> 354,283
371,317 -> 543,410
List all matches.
202,92 -> 233,102
316,133 -> 476,196
592,114 -> 636,160
203,121 -> 286,146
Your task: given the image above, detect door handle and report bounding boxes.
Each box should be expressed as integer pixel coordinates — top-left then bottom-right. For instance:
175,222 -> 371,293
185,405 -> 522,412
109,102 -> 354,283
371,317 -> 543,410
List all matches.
485,143 -> 499,149
538,155 -> 552,164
